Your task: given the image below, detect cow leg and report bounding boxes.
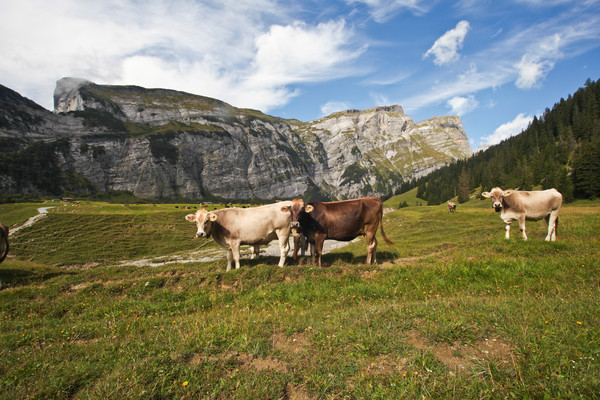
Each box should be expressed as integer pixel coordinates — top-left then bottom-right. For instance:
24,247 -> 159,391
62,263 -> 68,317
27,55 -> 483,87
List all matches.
314,235 -> 325,268
230,242 -> 241,269
518,217 -> 528,240
546,212 -> 558,241
366,230 -> 377,264
225,248 -> 234,271
277,233 -> 290,268
504,222 -> 511,239
250,245 -> 260,259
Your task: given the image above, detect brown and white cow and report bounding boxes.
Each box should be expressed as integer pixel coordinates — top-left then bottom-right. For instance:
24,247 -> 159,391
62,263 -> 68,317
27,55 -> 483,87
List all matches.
0,222 -> 8,263
185,201 -> 293,271
481,187 -> 563,241
280,196 -> 393,268
447,201 -> 456,213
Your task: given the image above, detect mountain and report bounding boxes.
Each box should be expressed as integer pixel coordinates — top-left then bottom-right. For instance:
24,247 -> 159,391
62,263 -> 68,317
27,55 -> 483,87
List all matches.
0,78 -> 472,201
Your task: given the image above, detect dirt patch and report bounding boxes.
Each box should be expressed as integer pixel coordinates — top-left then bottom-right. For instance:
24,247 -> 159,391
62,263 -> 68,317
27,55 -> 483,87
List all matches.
406,331 -> 516,375
190,351 -> 289,374
364,354 -> 410,375
284,382 -> 315,400
272,331 -> 313,354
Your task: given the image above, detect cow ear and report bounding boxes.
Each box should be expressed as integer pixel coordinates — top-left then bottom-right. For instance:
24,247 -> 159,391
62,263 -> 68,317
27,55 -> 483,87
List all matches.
280,206 -> 290,213
481,192 -> 491,198
185,214 -> 196,222
209,213 -> 218,222
502,190 -> 513,197
305,204 -> 314,213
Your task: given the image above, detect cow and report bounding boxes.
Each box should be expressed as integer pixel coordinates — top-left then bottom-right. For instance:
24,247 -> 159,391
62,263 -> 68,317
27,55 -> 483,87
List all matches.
185,201 -> 293,271
0,222 -> 8,263
280,196 -> 393,268
481,187 -> 563,241
447,201 -> 456,213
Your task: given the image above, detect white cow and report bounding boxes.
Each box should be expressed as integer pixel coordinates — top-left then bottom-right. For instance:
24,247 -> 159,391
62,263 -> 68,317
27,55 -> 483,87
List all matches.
482,187 -> 563,241
185,201 -> 293,271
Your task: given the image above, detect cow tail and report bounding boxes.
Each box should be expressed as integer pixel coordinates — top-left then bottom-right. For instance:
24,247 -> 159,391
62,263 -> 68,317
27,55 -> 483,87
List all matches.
379,208 -> 394,245
555,216 -> 559,236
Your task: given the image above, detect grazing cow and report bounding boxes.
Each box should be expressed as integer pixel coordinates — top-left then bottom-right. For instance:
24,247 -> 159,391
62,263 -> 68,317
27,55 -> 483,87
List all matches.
447,201 -> 456,213
185,201 -> 293,271
481,187 -> 563,241
0,222 -> 8,263
281,196 -> 393,268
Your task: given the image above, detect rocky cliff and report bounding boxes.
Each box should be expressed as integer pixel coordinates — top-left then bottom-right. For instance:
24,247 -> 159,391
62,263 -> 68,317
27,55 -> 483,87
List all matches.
0,78 -> 472,201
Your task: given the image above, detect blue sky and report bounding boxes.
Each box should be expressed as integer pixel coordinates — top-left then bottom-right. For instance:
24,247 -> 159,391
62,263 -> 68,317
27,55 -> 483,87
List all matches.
1,0 -> 599,149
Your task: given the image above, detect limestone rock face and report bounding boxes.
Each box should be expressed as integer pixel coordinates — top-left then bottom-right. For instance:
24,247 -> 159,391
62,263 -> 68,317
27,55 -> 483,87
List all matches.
0,78 -> 472,201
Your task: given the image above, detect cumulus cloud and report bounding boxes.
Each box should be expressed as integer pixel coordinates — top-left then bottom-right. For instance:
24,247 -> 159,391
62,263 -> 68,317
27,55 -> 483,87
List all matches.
479,113 -> 533,150
239,20 -> 365,110
447,95 -> 479,116
0,0 -> 363,112
514,34 -> 561,88
515,54 -> 555,88
424,20 -> 471,66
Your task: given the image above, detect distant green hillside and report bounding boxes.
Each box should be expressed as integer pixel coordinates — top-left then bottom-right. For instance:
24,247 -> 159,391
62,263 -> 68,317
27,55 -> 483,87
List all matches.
407,78 -> 600,205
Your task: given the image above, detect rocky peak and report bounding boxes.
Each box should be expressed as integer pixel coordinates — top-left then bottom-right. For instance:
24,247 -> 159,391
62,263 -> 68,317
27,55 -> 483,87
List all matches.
1,79 -> 473,201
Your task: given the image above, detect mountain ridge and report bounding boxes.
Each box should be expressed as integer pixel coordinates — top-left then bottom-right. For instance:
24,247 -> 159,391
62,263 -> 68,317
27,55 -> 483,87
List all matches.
0,78 -> 472,201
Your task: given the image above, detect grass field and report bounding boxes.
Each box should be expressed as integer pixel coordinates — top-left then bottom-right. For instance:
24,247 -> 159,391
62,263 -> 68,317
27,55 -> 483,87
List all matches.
0,197 -> 599,399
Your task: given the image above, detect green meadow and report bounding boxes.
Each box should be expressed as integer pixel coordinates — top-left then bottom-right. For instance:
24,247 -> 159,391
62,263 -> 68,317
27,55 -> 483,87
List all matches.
0,196 -> 598,399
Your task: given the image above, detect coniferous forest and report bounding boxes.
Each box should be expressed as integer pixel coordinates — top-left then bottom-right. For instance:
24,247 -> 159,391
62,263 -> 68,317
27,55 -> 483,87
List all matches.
406,78 -> 600,204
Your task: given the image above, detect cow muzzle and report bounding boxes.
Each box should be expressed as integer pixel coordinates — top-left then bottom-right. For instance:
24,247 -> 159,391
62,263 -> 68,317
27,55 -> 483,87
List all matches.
196,232 -> 210,238
493,202 -> 502,212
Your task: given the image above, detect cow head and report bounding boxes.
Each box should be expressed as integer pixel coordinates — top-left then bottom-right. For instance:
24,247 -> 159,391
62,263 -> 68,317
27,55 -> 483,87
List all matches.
185,209 -> 218,238
482,187 -> 512,212
280,199 -> 313,237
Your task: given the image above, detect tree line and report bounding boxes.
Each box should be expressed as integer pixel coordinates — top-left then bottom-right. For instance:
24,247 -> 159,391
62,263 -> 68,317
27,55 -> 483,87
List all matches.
400,78 -> 600,204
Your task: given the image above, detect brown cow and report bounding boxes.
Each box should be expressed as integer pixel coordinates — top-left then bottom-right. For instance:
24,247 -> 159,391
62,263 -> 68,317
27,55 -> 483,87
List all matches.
447,201 -> 456,213
482,187 -> 563,241
280,196 -> 393,267
0,222 -> 8,263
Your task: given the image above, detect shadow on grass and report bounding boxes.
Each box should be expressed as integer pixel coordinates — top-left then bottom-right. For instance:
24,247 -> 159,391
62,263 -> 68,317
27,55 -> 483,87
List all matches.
0,265 -> 72,288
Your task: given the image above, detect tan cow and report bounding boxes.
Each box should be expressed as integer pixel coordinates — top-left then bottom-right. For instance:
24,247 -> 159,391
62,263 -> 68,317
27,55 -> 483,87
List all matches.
482,187 -> 563,241
447,201 -> 456,213
0,222 -> 8,263
185,201 -> 293,271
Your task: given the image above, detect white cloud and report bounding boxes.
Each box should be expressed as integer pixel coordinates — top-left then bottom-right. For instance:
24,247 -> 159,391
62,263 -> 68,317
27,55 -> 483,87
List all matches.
346,0 -> 432,22
424,20 -> 471,66
321,100 -> 352,116
515,54 -> 554,89
0,0 -> 363,112
479,113 -> 533,150
514,34 -> 561,88
240,20 -> 365,110
446,95 -> 479,116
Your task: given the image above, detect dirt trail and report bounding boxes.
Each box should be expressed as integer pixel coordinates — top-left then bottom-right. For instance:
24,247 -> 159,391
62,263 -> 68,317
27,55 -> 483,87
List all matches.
9,207 -> 55,236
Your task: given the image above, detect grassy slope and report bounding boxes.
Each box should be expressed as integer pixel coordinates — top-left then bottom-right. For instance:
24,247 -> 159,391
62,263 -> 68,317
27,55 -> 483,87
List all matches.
0,199 -> 598,399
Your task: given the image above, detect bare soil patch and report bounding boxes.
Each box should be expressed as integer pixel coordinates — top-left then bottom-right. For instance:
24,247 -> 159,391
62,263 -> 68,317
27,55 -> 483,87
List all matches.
406,331 -> 516,375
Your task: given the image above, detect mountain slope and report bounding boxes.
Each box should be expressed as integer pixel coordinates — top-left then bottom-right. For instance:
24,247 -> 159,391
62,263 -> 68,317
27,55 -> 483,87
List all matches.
0,78 -> 472,201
